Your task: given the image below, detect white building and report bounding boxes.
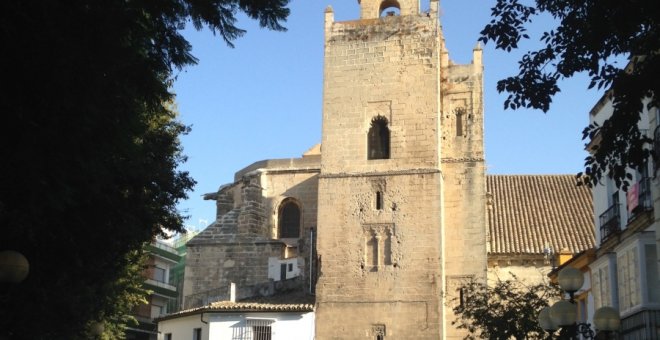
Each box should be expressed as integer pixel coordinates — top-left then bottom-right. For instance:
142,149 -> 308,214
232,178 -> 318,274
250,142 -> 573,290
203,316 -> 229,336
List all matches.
157,298 -> 314,340
586,80 -> 660,338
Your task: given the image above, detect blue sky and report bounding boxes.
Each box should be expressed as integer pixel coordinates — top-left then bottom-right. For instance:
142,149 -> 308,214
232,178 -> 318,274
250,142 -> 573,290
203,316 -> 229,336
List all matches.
172,1 -> 604,232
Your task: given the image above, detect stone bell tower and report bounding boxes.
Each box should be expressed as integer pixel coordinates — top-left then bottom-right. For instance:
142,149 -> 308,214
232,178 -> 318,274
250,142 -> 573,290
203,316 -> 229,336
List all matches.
315,0 -> 487,338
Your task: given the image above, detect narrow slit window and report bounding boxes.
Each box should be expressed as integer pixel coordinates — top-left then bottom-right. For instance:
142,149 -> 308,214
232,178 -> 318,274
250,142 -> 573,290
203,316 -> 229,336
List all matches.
376,191 -> 383,210
366,235 -> 378,267
368,116 -> 390,160
455,107 -> 465,136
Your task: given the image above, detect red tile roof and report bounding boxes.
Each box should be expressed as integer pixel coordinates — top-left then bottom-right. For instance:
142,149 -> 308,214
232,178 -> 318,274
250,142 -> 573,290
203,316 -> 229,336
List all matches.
487,175 -> 595,255
156,301 -> 314,321
156,291 -> 315,321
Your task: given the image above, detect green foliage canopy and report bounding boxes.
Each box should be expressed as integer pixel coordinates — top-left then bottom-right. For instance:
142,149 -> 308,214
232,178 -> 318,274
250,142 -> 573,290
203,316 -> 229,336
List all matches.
480,0 -> 659,188
0,0 -> 289,338
452,277 -> 561,339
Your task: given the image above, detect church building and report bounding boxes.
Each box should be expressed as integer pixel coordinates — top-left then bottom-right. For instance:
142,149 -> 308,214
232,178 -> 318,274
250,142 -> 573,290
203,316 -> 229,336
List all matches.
163,1 -> 595,339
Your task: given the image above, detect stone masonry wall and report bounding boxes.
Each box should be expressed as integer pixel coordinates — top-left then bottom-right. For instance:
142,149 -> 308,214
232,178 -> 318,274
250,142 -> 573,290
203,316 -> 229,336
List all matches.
183,160 -> 320,308
439,47 -> 488,340
316,8 -> 444,339
317,2 -> 488,338
316,174 -> 443,339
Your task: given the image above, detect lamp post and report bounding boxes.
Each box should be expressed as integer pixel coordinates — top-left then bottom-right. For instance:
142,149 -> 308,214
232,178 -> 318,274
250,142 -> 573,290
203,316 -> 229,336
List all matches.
538,267 -> 621,339
90,321 -> 104,339
0,250 -> 29,284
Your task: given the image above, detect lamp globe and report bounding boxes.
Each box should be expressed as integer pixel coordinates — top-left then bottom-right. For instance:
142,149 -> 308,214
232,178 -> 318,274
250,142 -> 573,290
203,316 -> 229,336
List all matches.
557,266 -> 584,293
593,306 -> 621,331
550,300 -> 577,327
0,250 -> 29,283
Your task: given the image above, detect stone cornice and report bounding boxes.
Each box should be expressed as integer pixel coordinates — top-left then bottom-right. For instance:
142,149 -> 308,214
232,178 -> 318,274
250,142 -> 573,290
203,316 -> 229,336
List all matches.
319,168 -> 440,179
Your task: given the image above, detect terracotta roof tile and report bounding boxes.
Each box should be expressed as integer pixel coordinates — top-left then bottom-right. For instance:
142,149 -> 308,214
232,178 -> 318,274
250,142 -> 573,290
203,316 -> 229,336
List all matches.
207,301 -> 314,312
156,292 -> 315,321
487,175 -> 595,255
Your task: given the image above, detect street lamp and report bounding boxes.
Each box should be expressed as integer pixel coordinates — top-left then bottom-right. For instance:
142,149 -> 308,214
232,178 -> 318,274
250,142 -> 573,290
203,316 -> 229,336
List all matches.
0,250 -> 29,283
90,321 -> 104,338
538,267 -> 621,339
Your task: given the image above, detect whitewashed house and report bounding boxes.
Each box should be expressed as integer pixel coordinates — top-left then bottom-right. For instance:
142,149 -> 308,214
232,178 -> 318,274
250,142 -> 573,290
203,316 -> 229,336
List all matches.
585,63 -> 660,338
156,297 -> 314,340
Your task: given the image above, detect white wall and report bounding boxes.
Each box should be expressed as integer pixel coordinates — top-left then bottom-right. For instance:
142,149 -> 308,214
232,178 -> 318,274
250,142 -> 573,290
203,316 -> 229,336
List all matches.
590,97 -> 654,247
157,314 -> 208,340
209,312 -> 315,340
158,311 -> 315,340
267,257 -> 302,281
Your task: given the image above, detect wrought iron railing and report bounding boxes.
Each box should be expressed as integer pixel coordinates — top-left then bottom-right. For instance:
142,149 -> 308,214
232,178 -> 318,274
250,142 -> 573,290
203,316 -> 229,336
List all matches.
599,204 -> 620,243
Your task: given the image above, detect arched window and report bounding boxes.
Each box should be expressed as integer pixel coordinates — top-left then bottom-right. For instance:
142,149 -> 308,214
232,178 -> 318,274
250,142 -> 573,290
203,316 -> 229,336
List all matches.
379,0 -> 401,17
278,199 -> 301,238
455,107 -> 466,136
368,116 -> 390,160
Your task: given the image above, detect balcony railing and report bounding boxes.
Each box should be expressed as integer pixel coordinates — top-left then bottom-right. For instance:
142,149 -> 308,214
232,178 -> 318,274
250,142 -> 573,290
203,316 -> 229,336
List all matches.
599,204 -> 620,243
151,241 -> 177,253
144,279 -> 176,292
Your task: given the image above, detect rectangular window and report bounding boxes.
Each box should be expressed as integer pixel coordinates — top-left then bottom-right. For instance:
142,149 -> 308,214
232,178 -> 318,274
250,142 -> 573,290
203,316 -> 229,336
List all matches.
592,268 -> 600,307
618,246 -> 640,310
241,319 -> 273,340
193,328 -> 201,340
645,244 -> 659,303
591,265 -> 610,308
150,304 -> 165,319
376,191 -> 383,210
576,294 -> 588,323
164,333 -> 172,340
153,266 -> 166,283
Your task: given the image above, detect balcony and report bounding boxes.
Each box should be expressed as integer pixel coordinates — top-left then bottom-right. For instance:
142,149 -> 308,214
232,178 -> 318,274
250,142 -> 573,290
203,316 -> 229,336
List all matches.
627,177 -> 653,219
146,242 -> 181,262
599,204 -> 620,243
144,278 -> 177,298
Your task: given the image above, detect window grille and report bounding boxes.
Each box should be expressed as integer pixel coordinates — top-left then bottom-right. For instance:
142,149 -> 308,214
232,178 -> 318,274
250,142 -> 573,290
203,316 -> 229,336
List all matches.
232,319 -> 274,340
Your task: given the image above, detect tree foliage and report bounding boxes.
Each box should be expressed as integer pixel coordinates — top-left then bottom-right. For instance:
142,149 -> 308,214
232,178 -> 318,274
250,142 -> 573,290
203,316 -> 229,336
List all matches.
0,0 -> 289,338
480,0 -> 659,187
88,251 -> 150,340
452,276 -> 561,339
